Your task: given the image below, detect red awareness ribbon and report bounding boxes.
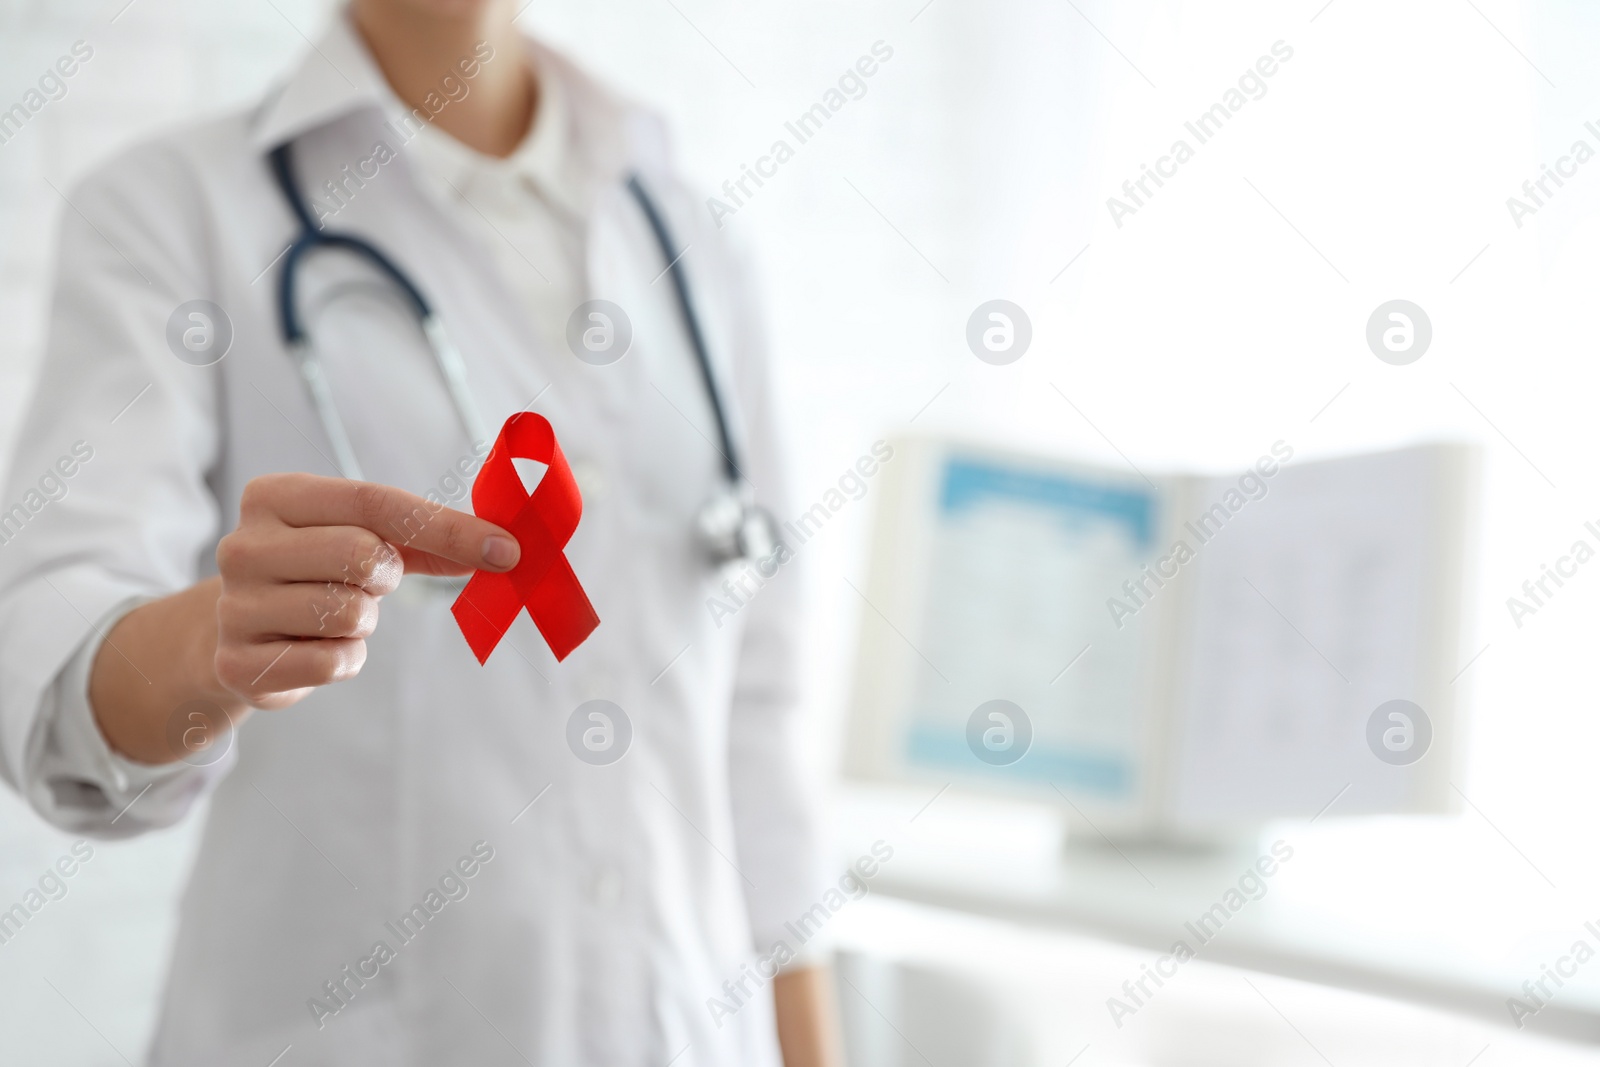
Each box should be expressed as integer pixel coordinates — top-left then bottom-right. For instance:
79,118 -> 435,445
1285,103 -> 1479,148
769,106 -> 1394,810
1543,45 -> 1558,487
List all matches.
452,413 -> 599,663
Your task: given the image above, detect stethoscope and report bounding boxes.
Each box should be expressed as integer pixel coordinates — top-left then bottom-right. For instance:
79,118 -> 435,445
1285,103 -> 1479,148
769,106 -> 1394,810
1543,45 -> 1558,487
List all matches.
267,140 -> 780,568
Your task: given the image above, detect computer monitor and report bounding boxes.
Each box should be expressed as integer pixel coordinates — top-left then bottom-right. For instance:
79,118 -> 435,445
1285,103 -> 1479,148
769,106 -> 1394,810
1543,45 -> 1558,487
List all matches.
843,436 -> 1476,837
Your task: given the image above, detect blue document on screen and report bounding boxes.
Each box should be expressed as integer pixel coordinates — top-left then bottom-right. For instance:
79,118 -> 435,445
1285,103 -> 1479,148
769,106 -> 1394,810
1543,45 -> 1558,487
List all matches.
901,457 -> 1157,800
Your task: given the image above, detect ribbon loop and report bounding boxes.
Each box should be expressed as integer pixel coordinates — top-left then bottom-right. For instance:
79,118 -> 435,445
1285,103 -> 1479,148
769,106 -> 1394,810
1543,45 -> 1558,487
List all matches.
452,413 -> 600,663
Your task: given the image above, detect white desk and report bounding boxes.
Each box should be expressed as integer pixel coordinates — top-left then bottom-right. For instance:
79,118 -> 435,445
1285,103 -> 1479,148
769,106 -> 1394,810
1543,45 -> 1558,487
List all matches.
834,784 -> 1600,1045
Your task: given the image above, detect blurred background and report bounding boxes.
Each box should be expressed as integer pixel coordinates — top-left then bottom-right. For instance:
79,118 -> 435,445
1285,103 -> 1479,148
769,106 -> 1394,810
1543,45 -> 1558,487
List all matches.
6,0 -> 1600,1063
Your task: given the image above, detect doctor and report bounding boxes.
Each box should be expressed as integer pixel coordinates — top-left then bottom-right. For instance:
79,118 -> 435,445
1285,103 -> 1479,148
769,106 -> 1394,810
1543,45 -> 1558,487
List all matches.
0,1 -> 839,1064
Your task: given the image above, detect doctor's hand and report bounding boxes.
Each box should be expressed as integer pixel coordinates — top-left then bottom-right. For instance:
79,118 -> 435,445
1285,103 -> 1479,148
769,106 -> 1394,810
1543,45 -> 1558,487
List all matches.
211,474 -> 520,709
88,474 -> 519,764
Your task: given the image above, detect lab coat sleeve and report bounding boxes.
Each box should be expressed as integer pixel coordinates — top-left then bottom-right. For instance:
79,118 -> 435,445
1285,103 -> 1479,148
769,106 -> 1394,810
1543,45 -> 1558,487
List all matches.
0,138 -> 232,837
28,596 -> 233,837
716,237 -> 829,966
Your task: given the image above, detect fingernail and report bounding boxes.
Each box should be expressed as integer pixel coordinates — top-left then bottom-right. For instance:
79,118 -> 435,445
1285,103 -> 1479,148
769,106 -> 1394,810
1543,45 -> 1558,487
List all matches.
482,536 -> 519,570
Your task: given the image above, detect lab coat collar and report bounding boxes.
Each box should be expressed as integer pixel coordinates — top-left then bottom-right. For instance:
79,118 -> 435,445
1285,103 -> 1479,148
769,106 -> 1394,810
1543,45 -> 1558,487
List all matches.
248,7 -> 672,191
249,8 -> 394,153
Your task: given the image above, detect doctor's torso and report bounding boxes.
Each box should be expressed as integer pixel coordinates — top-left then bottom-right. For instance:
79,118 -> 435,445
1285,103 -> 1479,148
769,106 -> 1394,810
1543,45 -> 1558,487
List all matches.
11,24 -> 804,1067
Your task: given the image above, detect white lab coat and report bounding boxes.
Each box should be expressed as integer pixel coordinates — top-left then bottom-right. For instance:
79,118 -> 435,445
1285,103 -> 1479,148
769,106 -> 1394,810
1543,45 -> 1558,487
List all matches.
0,18 -> 819,1067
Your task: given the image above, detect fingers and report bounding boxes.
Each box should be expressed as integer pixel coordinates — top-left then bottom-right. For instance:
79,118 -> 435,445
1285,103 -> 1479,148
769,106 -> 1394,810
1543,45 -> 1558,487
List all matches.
392,544 -> 481,578
218,525 -> 406,591
218,582 -> 381,641
215,472 -> 519,708
214,636 -> 367,706
241,473 -> 519,573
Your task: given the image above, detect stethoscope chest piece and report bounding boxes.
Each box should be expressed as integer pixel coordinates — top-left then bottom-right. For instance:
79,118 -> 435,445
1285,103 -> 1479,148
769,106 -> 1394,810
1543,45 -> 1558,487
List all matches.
697,491 -> 782,567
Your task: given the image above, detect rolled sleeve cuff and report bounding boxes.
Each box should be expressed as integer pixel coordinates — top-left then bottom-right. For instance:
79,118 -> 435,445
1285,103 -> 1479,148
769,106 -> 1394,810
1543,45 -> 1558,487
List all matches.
24,595 -> 230,837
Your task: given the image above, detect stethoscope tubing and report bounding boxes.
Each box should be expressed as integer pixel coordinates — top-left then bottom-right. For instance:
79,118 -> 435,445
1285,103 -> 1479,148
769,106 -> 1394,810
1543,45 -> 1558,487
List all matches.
266,137 -> 780,568
269,144 -> 434,346
266,140 -> 744,487
622,174 -> 741,486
